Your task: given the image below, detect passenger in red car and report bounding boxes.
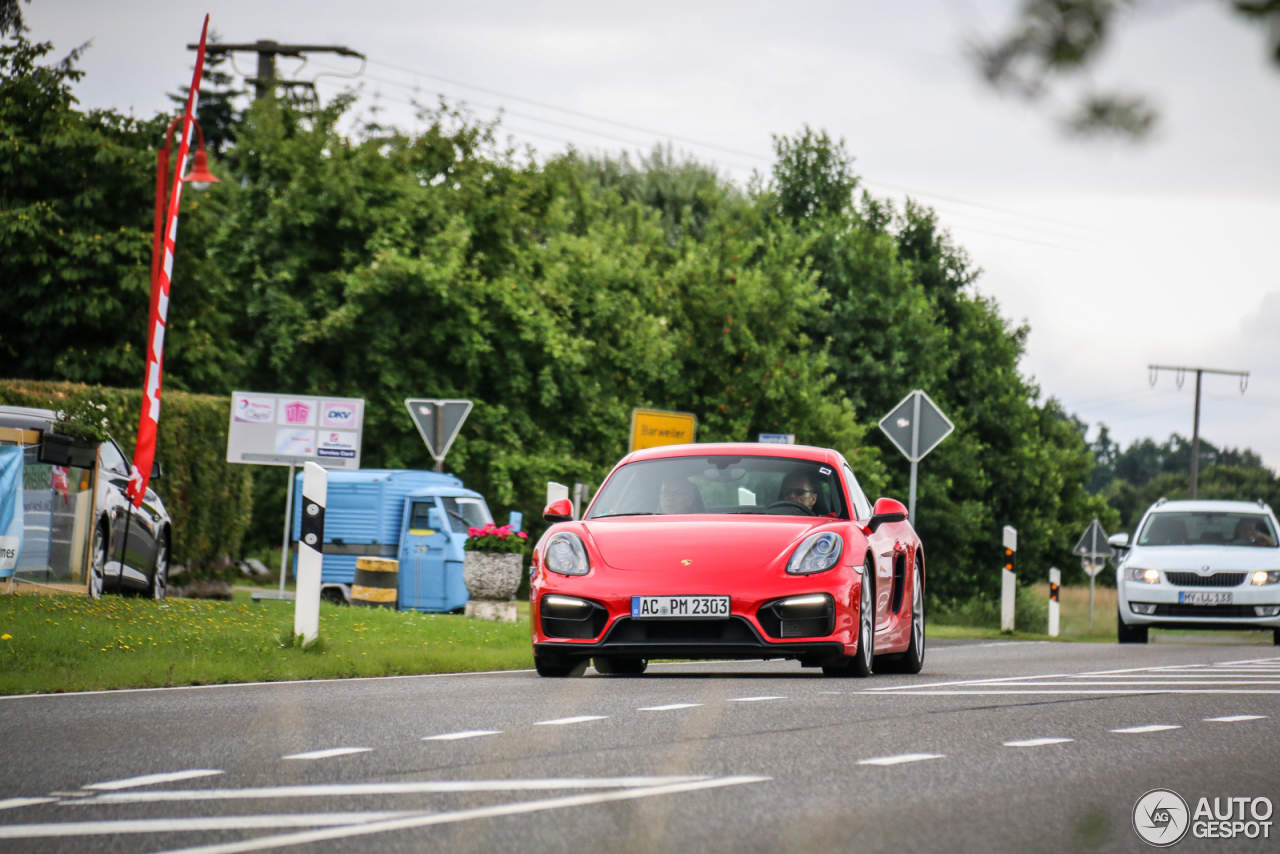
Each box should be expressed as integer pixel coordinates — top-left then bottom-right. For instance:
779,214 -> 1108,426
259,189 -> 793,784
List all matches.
659,477 -> 704,514
779,472 -> 818,511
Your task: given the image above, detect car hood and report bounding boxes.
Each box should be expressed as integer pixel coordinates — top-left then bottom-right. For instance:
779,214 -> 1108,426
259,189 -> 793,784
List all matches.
1126,545 -> 1280,571
583,516 -> 825,572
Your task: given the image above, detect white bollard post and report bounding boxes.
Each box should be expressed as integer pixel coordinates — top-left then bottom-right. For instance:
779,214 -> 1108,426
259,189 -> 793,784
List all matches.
1048,567 -> 1061,637
1001,525 -> 1017,632
294,462 -> 328,644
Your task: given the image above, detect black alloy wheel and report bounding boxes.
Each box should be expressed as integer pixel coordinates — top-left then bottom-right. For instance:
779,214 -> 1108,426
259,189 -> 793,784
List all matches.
593,656 -> 648,676
534,656 -> 589,678
1117,609 -> 1149,644
89,523 -> 107,599
823,555 -> 874,677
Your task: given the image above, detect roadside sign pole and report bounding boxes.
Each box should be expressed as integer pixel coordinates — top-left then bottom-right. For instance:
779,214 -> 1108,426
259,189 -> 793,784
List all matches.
278,462 -> 295,594
1001,526 -> 1017,632
1073,518 -> 1112,632
908,393 -> 921,522
294,462 -> 327,644
1048,567 -> 1060,637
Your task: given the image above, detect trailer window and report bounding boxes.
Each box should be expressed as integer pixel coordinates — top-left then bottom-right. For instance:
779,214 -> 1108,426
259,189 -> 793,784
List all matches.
442,496 -> 493,533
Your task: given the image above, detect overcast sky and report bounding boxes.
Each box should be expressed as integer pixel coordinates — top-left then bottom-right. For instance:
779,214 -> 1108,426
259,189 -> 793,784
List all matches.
27,1 -> 1280,467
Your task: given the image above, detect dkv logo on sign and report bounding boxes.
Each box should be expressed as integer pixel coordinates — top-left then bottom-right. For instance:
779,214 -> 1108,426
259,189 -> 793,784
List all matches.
322,402 -> 358,428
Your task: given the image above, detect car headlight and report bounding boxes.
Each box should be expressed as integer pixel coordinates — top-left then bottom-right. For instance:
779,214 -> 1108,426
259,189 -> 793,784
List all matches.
1126,567 -> 1160,584
1251,571 -> 1280,586
544,532 -> 590,576
786,532 -> 844,575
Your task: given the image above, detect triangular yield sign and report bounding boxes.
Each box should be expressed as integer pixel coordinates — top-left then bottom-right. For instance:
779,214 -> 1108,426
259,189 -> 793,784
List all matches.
405,399 -> 473,462
1072,518 -> 1112,559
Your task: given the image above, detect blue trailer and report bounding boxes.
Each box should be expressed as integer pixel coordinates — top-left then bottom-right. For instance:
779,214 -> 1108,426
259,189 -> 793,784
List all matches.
291,469 -> 503,612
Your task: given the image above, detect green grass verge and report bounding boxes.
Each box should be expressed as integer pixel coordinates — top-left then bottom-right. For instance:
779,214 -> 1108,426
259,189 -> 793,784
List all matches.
0,594 -> 533,695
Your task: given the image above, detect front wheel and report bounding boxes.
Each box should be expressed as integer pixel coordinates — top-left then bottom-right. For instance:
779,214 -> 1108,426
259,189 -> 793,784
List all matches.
824,559 -> 874,677
535,656 -> 589,678
148,535 -> 169,600
593,656 -> 648,676
88,523 -> 107,599
1117,610 -> 1149,644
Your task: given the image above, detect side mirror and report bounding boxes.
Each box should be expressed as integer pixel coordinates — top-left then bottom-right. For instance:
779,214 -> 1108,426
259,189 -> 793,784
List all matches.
1108,532 -> 1130,550
508,510 -> 524,532
150,461 -> 163,480
543,498 -> 574,523
867,497 -> 908,534
426,507 -> 445,530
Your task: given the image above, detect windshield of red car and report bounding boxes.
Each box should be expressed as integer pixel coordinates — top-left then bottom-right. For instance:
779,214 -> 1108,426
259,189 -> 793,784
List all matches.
586,455 -> 849,519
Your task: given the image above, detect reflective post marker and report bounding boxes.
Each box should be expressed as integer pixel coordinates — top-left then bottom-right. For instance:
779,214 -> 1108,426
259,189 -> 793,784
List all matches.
294,462 -> 327,643
1048,567 -> 1060,637
1001,526 -> 1017,632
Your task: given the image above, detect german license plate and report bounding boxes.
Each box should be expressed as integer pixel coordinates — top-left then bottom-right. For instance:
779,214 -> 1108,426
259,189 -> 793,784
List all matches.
631,595 -> 730,619
1179,591 -> 1232,605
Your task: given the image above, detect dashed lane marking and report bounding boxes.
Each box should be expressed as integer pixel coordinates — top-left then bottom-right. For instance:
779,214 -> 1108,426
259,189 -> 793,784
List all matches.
140,777 -> 771,854
857,753 -> 944,766
85,770 -> 223,791
0,798 -> 57,811
281,748 -> 371,760
1204,715 -> 1268,722
1111,725 -> 1181,734
0,812 -> 419,839
533,716 -> 608,726
727,696 -> 786,703
422,730 -> 502,741
637,704 -> 703,711
1003,738 -> 1073,748
70,778 -> 713,805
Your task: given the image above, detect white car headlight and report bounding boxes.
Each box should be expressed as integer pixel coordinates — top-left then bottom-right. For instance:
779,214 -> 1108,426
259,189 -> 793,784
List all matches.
786,532 -> 844,575
544,532 -> 590,576
1126,567 -> 1160,584
1251,571 -> 1280,586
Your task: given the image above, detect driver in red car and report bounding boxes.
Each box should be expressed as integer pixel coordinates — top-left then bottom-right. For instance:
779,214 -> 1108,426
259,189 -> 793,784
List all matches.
779,472 -> 818,512
659,477 -> 703,514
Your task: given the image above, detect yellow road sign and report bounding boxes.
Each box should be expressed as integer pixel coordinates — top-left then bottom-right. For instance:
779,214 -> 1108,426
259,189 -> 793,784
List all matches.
630,408 -> 697,452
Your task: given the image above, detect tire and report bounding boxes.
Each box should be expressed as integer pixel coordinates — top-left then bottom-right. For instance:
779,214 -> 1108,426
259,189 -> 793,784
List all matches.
1117,609 -> 1149,644
1273,629 -> 1279,647
534,656 -> 589,678
593,656 -> 648,676
880,565 -> 926,674
89,522 -> 107,599
148,535 -> 169,600
824,556 -> 874,677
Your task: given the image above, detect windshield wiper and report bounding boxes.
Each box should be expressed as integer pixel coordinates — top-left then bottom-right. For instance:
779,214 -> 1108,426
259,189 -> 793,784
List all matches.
591,512 -> 658,518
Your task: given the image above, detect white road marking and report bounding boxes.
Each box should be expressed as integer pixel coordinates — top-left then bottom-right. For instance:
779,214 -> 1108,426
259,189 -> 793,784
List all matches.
145,776 -> 771,854
0,812 -> 419,839
867,690 -> 1280,696
1003,738 -> 1074,748
1204,715 -> 1267,722
533,715 -> 607,726
727,696 -> 786,702
422,730 -> 501,741
85,770 -> 223,791
1111,725 -> 1181,734
0,798 -> 57,811
857,753 -> 944,766
282,748 -> 371,760
638,704 -> 703,711
76,777 -> 709,805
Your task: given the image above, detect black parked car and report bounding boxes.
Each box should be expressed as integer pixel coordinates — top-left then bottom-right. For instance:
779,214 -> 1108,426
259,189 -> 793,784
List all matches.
0,406 -> 173,599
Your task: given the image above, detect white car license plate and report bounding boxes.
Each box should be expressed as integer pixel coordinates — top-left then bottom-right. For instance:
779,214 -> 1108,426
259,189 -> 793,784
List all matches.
631,595 -> 730,619
1178,591 -> 1233,606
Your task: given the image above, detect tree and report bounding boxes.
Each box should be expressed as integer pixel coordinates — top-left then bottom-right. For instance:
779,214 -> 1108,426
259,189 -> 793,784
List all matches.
975,0 -> 1280,138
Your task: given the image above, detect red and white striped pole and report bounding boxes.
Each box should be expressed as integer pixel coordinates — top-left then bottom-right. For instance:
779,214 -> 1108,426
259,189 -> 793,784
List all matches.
126,15 -> 209,506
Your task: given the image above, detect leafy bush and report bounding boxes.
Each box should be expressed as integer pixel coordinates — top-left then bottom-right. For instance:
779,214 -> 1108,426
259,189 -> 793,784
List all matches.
930,584 -> 1049,633
0,380 -> 252,575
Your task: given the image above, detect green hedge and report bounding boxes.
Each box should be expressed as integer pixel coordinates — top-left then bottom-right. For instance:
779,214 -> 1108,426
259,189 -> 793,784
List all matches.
0,380 -> 252,572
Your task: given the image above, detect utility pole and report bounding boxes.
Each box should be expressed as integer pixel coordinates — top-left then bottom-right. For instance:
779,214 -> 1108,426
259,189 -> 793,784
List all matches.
188,40 -> 364,102
1148,365 -> 1249,499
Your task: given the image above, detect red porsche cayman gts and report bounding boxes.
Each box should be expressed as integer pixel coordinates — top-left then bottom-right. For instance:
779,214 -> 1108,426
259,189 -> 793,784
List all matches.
530,443 -> 925,677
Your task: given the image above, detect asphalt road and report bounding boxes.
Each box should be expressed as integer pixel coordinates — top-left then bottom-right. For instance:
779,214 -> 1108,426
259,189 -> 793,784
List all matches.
4,637 -> 1280,854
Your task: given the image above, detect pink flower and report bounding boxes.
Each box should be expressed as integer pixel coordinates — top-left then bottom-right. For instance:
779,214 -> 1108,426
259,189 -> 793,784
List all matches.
517,531 -> 528,539
468,527 -> 480,537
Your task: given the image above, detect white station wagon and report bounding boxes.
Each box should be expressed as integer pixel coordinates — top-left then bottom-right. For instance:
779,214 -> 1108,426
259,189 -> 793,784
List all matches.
1114,499 -> 1280,644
